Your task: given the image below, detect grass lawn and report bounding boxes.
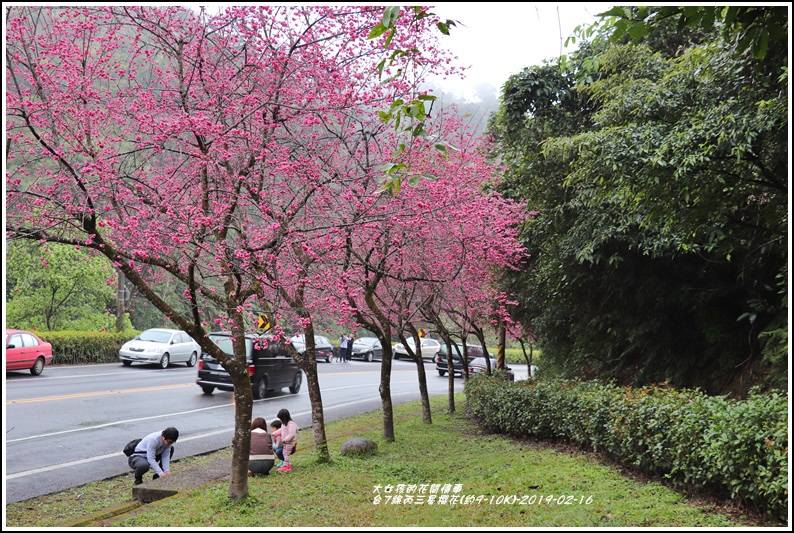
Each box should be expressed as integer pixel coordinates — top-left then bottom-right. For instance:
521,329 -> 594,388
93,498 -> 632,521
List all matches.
6,393 -> 767,528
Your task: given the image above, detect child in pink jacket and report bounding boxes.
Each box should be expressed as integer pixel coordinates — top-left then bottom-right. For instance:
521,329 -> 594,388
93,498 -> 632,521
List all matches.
276,408 -> 298,472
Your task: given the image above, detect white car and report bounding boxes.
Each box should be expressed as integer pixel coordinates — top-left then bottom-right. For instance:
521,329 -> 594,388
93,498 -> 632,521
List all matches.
393,337 -> 441,361
119,328 -> 200,368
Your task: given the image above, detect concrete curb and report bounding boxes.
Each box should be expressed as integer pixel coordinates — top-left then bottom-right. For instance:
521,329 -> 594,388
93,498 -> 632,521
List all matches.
58,500 -> 145,527
58,456 -> 232,527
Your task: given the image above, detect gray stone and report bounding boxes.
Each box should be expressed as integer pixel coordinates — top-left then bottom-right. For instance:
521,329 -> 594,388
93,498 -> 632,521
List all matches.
340,437 -> 378,456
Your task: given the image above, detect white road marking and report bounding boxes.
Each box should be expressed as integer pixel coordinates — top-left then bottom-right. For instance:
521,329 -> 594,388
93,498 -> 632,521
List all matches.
5,385 -> 461,479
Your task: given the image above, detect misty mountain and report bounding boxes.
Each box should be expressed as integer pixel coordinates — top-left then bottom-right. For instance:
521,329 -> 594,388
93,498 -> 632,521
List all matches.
423,82 -> 501,136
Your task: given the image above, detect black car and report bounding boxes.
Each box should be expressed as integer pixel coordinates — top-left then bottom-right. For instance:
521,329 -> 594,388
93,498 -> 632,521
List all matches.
350,336 -> 383,362
434,343 -> 482,376
435,343 -> 512,379
196,332 -> 302,399
289,334 -> 335,363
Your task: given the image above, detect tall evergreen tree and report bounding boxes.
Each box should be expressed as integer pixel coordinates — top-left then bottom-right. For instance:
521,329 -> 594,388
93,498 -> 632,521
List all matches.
491,9 -> 787,394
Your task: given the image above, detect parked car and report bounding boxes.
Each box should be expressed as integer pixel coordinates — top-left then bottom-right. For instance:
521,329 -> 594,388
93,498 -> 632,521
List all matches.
6,329 -> 53,376
119,328 -> 200,368
393,337 -> 441,361
289,334 -> 335,363
434,343 -> 512,379
434,343 -> 479,376
350,336 -> 383,362
468,356 -> 514,380
435,343 -> 488,376
196,331 -> 302,399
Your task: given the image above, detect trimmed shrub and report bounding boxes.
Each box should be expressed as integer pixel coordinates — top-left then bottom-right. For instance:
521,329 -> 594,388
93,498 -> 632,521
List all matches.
37,330 -> 139,365
465,376 -> 788,520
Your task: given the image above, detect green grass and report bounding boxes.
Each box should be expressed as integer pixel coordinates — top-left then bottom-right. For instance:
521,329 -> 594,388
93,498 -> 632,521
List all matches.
6,394 -> 766,527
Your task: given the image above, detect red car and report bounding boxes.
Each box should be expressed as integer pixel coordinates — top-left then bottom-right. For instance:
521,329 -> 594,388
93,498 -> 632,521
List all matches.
5,329 -> 53,375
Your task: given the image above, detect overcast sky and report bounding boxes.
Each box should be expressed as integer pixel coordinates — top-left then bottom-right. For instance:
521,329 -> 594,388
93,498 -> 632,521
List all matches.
427,3 -> 614,102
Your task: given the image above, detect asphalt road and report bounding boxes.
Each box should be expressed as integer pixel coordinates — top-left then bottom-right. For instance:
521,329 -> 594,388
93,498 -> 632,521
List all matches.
4,357 -> 506,504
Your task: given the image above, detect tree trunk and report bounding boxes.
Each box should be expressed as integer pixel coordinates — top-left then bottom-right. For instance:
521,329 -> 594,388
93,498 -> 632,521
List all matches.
379,342 -> 396,440
345,294 -> 395,440
424,313 -> 455,413
301,321 -> 330,462
228,365 -> 253,500
497,317 -> 506,370
519,338 -> 534,377
472,326 -> 491,375
443,336 -> 455,412
460,338 -> 470,381
415,355 -> 432,424
404,328 -> 432,424
306,369 -> 329,461
358,286 -> 395,441
227,312 -> 253,500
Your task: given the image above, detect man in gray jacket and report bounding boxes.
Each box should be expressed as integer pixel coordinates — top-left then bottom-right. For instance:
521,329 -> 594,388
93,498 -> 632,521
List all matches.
129,426 -> 179,485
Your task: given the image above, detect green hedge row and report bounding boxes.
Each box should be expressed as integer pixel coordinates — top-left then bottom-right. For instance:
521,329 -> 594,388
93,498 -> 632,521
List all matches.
37,330 -> 139,365
465,376 -> 788,520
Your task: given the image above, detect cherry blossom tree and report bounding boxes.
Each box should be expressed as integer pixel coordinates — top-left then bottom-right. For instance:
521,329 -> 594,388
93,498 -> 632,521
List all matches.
6,5 -> 455,499
338,119 -> 527,434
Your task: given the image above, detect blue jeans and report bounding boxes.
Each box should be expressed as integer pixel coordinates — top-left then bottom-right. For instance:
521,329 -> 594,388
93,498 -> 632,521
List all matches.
275,443 -> 297,461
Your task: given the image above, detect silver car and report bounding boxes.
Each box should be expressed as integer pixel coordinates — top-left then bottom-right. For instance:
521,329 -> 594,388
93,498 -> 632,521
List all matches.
119,328 -> 200,369
393,337 -> 440,361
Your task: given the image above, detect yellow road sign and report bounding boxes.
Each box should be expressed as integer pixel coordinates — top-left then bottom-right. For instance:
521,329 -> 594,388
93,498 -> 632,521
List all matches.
257,314 -> 271,331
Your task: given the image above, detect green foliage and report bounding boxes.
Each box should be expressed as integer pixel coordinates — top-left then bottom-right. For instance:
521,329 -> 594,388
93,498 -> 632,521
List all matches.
599,6 -> 789,60
492,11 -> 787,394
466,376 -> 789,520
368,6 -> 457,194
369,6 -> 458,72
6,240 -> 117,331
5,239 -> 209,334
756,264 -> 789,390
38,330 -> 139,365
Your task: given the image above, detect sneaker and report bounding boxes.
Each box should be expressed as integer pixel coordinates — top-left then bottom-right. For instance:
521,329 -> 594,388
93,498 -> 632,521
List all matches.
277,465 -> 292,472
248,471 -> 254,477
152,473 -> 160,480
134,478 -> 143,486
275,461 -> 284,468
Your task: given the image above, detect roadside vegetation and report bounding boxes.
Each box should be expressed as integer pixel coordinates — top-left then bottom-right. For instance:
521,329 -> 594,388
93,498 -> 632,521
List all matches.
468,376 -> 789,521
493,6 -> 788,396
6,394 -> 778,528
